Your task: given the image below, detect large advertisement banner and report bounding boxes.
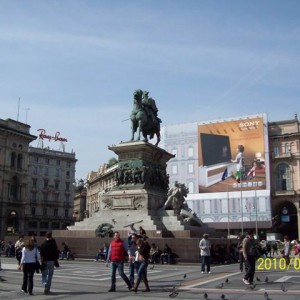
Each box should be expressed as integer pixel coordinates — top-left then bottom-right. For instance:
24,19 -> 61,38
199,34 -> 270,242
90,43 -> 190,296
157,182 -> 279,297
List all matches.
198,116 -> 268,193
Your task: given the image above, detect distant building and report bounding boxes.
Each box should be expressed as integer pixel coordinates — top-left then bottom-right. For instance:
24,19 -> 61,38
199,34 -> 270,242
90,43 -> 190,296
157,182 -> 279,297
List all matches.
27,146 -> 77,236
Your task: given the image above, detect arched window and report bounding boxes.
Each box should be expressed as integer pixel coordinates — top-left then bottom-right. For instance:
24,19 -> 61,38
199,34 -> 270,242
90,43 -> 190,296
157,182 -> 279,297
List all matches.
276,163 -> 292,191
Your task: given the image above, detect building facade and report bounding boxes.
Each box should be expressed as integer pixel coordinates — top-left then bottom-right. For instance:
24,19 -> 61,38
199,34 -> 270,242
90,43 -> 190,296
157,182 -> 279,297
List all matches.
268,115 -> 300,239
160,114 -> 275,238
27,146 -> 77,236
0,119 -> 36,237
0,117 -> 77,237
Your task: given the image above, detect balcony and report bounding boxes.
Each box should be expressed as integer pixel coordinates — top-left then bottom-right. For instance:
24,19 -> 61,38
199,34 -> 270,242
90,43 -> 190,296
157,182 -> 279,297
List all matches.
273,190 -> 295,196
271,152 -> 292,160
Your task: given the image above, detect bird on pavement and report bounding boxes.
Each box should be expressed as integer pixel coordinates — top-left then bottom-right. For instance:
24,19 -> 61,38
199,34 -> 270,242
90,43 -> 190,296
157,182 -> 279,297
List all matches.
217,283 -> 224,289
204,292 -> 208,299
264,291 -> 271,300
220,294 -> 226,299
256,276 -> 261,281
264,276 -> 269,283
150,264 -> 155,270
183,274 -> 187,279
225,278 -> 229,283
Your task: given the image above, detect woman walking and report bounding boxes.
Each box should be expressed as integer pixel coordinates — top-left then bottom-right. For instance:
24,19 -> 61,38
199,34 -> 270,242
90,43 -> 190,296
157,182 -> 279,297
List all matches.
18,239 -> 40,295
132,238 -> 150,292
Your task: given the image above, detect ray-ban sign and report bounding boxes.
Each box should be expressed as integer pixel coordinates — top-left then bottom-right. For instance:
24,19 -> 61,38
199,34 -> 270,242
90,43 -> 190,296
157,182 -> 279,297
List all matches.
37,129 -> 68,142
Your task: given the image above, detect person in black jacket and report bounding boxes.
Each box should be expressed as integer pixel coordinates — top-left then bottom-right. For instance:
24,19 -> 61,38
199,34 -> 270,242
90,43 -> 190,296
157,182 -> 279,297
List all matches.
40,232 -> 59,295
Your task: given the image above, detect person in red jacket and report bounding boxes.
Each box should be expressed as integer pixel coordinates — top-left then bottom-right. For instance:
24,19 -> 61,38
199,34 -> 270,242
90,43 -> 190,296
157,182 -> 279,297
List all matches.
106,231 -> 132,292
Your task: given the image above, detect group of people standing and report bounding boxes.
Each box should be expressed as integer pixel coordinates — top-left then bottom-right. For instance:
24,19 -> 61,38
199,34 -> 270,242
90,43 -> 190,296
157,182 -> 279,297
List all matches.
15,232 -> 59,295
105,231 -> 150,293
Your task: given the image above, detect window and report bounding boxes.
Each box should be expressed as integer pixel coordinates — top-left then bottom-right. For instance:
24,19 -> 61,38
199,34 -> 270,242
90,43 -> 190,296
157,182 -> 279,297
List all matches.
67,161 -> 71,167
29,221 -> 37,228
31,192 -> 37,202
65,194 -> 70,202
44,179 -> 49,188
65,209 -> 69,217
56,160 -> 60,166
40,222 -> 49,229
284,143 -> 291,153
55,168 -> 60,177
188,163 -> 194,173
45,158 -> 50,164
43,208 -> 47,216
171,165 -> 178,175
32,178 -> 37,188
31,207 -> 36,216
34,156 -> 39,163
66,171 -> 70,177
276,163 -> 292,191
188,146 -> 194,157
55,181 -> 60,190
43,192 -> 48,201
65,182 -> 70,191
32,166 -> 38,175
11,152 -> 16,167
44,167 -> 49,176
54,193 -> 59,202
54,208 -> 58,217
51,222 -> 60,229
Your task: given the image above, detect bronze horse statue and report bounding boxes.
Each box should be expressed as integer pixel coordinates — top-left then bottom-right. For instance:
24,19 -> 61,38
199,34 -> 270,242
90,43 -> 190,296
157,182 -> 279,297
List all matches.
130,89 -> 161,146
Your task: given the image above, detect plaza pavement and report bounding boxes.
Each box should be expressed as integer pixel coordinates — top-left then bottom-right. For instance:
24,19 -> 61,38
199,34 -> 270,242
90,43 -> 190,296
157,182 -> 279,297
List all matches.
1,256 -> 300,300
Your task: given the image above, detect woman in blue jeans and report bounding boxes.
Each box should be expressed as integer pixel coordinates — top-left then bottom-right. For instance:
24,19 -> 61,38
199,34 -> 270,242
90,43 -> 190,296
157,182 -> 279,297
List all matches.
132,238 -> 150,292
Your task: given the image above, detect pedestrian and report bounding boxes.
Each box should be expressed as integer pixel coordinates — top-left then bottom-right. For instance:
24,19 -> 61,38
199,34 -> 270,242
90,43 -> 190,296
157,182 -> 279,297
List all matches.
15,234 -> 24,266
272,242 -> 278,257
199,233 -> 211,274
237,236 -> 245,272
106,231 -> 132,292
242,230 -> 258,285
131,238 -> 150,292
40,231 -> 59,295
282,235 -> 291,264
128,233 -> 139,287
18,238 -> 40,295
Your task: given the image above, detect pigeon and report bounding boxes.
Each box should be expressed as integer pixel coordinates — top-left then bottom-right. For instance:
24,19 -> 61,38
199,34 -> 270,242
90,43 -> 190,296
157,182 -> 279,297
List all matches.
264,276 -> 269,283
204,292 -> 208,299
281,283 -> 287,292
150,264 -> 155,270
220,294 -> 226,299
264,291 -> 270,300
217,283 -> 224,289
183,274 -> 187,279
225,278 -> 229,283
169,289 -> 179,298
112,219 -> 116,224
0,277 -> 6,282
256,276 -> 261,281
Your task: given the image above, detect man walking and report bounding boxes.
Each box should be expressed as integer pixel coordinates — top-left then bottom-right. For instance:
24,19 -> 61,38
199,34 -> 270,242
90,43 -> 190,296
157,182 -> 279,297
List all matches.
106,231 -> 132,292
199,233 -> 211,274
40,232 -> 59,295
242,230 -> 257,285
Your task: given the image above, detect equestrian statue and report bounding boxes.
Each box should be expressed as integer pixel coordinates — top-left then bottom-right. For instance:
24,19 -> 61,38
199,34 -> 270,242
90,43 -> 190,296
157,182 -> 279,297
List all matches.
130,89 -> 161,146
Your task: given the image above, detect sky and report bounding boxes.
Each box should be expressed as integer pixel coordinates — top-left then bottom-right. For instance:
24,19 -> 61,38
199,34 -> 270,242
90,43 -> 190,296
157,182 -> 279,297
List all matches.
1,0 -> 300,179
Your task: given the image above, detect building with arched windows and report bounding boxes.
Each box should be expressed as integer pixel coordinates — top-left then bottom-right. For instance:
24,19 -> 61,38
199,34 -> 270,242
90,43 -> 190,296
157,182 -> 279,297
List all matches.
268,115 -> 300,239
0,118 -> 36,237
